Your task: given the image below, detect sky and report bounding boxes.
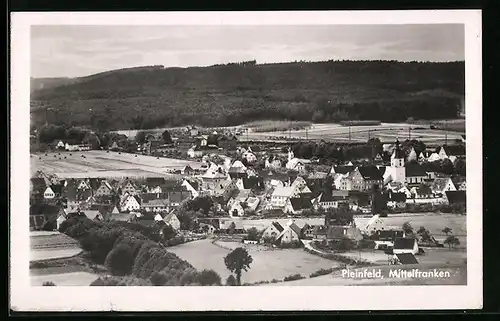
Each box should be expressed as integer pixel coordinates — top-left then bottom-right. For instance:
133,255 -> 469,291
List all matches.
30,24 -> 464,78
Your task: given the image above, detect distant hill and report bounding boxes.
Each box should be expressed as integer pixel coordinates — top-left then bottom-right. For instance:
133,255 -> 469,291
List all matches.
30,60 -> 465,131
30,77 -> 79,92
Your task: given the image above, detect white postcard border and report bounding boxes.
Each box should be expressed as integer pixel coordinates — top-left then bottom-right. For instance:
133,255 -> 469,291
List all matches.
10,10 -> 482,311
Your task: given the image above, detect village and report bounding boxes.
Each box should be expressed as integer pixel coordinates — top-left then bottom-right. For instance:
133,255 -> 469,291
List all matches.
30,122 -> 467,286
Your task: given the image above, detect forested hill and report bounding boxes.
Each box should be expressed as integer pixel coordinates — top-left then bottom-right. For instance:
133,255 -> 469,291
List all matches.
30,77 -> 79,92
30,60 -> 465,131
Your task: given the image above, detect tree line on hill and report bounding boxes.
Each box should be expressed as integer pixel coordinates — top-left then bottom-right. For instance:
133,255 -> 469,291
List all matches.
30,60 -> 464,131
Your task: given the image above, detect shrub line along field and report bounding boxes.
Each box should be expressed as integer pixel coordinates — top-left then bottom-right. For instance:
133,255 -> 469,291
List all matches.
31,150 -> 203,178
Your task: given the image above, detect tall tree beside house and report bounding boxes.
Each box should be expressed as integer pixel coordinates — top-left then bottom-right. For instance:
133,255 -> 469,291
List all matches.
402,222 -> 414,236
224,247 -> 253,286
246,227 -> 260,241
371,183 -> 387,216
162,130 -> 173,144
325,209 -> 354,226
444,235 -> 460,249
442,227 -> 452,235
162,225 -> 177,241
135,131 -> 147,145
228,222 -> 236,234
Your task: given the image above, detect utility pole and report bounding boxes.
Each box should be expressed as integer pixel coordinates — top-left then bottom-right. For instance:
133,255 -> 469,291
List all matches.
408,127 -> 411,140
305,128 -> 308,141
368,129 -> 371,141
289,128 -> 291,140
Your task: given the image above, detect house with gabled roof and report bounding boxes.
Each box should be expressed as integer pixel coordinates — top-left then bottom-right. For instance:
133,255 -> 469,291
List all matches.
314,190 -> 350,210
265,155 -> 283,169
229,201 -> 246,217
43,186 -> 56,199
431,177 -> 456,196
274,221 -> 302,246
354,214 -> 386,236
181,179 -> 200,198
145,177 -> 165,193
30,204 -> 65,231
94,180 -> 114,197
444,190 -> 466,206
121,180 -> 138,196
386,191 -> 407,209
285,197 -> 313,215
394,253 -> 419,265
260,221 -> 284,243
163,212 -> 181,230
405,162 -> 428,186
120,194 -> 142,212
438,145 -> 466,160
393,237 -> 419,255
142,198 -> 170,213
326,226 -> 363,242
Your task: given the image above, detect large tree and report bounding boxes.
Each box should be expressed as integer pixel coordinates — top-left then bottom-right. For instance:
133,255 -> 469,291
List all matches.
224,247 -> 253,285
162,130 -> 173,144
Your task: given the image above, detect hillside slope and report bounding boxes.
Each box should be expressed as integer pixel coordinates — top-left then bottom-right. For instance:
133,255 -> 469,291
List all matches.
30,60 -> 465,131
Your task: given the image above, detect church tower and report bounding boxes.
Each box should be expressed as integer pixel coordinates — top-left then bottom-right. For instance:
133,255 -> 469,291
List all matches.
390,139 -> 406,184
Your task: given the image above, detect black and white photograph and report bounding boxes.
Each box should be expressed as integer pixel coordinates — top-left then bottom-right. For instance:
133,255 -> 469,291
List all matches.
11,10 -> 482,311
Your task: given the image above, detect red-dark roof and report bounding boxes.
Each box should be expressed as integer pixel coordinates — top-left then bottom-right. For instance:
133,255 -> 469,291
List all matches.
333,166 -> 355,174
442,145 -> 466,156
358,166 -> 383,181
272,222 -> 284,232
395,253 -> 419,264
394,238 -> 417,250
405,163 -> 428,177
445,190 -> 466,204
289,197 -> 313,211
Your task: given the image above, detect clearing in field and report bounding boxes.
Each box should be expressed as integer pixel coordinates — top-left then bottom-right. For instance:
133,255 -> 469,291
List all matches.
30,150 -> 203,178
167,239 -> 338,284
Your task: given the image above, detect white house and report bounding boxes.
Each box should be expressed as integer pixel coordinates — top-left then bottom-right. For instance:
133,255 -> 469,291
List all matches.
229,202 -> 245,217
431,177 -> 456,196
354,215 -> 386,236
274,222 -> 302,246
163,212 -> 181,231
407,147 -> 417,162
260,221 -> 284,243
181,180 -> 200,198
393,238 -> 419,255
187,146 -> 204,158
77,180 -> 90,190
383,140 -> 406,185
246,197 -> 260,212
56,213 -> 66,230
243,151 -> 257,163
55,140 -> 65,149
427,153 -> 441,162
43,187 -> 56,199
121,195 -> 141,212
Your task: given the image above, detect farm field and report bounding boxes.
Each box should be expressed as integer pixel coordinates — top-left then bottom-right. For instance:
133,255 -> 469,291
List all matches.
30,150 -> 203,178
30,232 -> 82,262
31,271 -> 99,286
168,238 -> 338,284
239,122 -> 464,145
262,263 -> 467,286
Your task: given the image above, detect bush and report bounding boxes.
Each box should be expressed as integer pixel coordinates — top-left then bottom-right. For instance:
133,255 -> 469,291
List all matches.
150,271 -> 169,286
104,243 -> 134,276
166,235 -> 185,247
309,268 -> 334,278
225,275 -> 237,286
180,269 -> 200,286
196,269 -> 222,286
283,274 -> 305,282
278,240 -> 302,249
42,281 -> 56,286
